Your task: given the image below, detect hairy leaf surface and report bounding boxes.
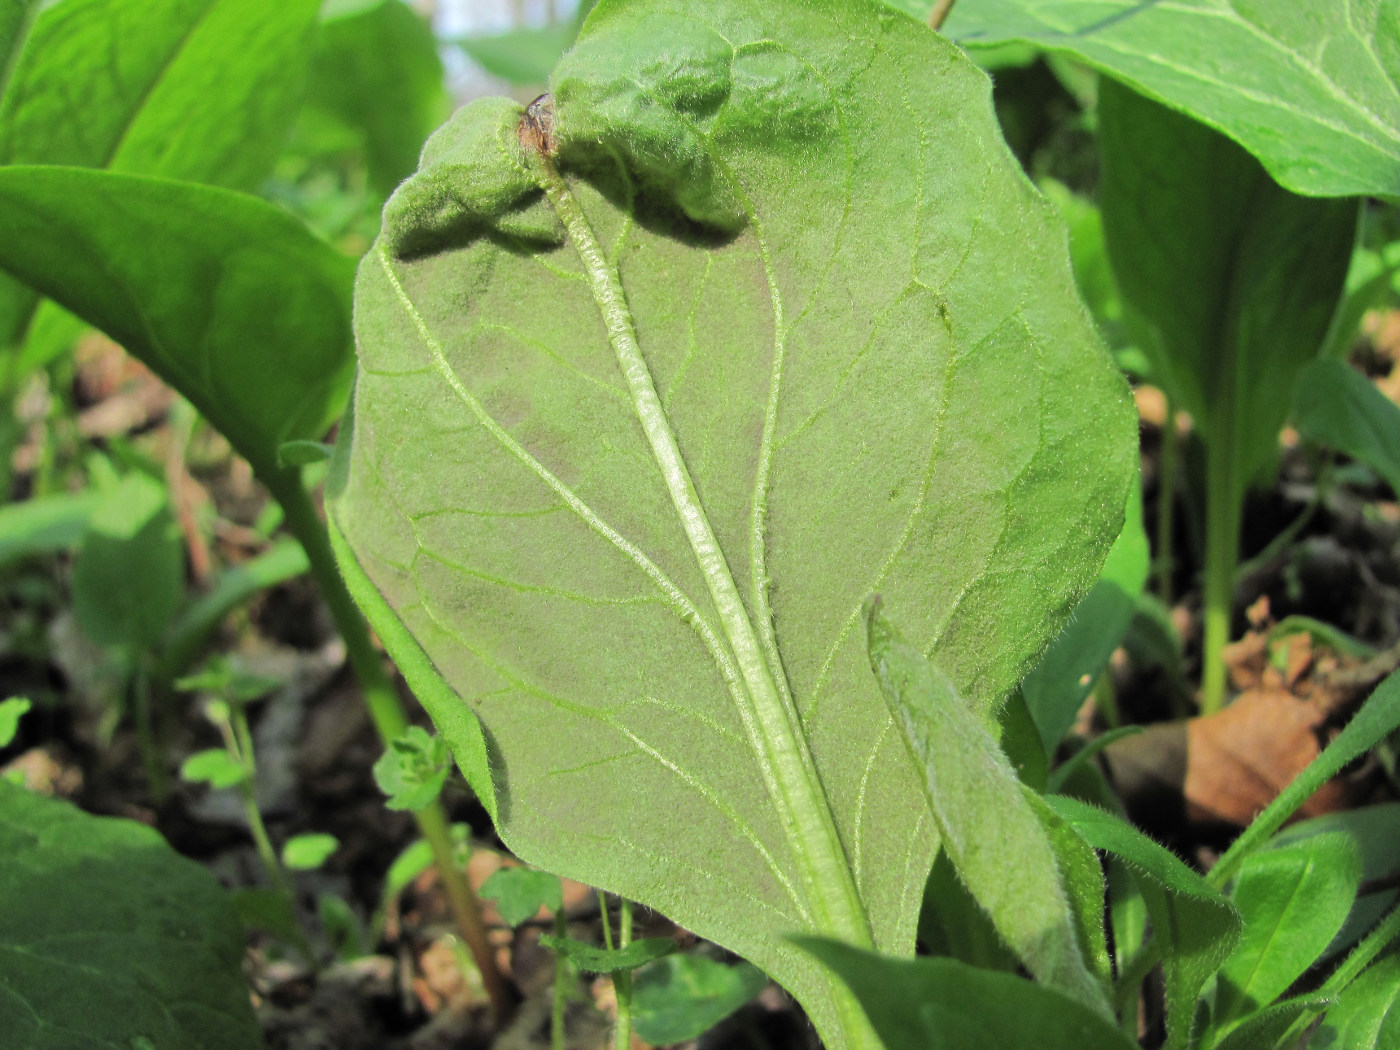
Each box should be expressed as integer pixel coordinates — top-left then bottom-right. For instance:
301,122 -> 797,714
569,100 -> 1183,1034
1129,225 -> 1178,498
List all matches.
329,0 -> 1133,1041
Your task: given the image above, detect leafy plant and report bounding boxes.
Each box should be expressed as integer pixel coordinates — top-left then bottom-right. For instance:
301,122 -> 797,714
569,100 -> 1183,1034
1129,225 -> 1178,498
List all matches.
327,0 -> 1134,1045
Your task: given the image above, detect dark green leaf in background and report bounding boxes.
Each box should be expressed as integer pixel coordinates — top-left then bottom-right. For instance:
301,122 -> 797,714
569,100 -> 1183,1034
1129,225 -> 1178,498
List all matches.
0,781 -> 263,1050
631,953 -> 768,1046
540,934 -> 678,974
0,167 -> 356,493
1294,358 -> 1400,497
330,0 -> 1134,1039
71,472 -> 183,652
909,0 -> 1400,201
459,21 -> 579,87
0,489 -> 99,571
0,0 -> 37,87
304,0 -> 447,196
1099,78 -> 1357,497
795,939 -> 1137,1050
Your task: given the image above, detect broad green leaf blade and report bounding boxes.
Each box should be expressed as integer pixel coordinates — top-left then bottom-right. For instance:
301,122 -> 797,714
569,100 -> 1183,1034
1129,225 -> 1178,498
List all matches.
329,0 -> 1135,1041
1312,951 -> 1400,1050
0,0 -> 37,91
458,22 -> 579,86
0,0 -> 318,186
1212,669 -> 1400,886
1046,795 -> 1241,1050
0,780 -> 262,1050
867,603 -> 1110,1017
1020,473 -> 1148,754
794,939 -> 1138,1050
541,935 -> 678,974
71,472 -> 183,652
1214,833 -> 1362,1030
304,0 -> 446,196
631,954 -> 767,1046
1099,78 -> 1357,488
0,167 -> 355,487
479,867 -> 563,927
1294,358 -> 1400,497
0,488 -> 99,570
909,0 -> 1400,201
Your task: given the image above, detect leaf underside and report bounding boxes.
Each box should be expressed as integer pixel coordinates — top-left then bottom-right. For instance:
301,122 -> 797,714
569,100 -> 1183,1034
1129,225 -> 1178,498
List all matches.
329,0 -> 1134,1039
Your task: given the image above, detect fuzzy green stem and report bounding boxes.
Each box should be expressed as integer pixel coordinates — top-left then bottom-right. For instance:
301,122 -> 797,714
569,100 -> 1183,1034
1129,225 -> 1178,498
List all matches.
1199,409 -> 1242,715
613,899 -> 634,1050
1154,398 -> 1178,604
551,911 -> 569,1050
270,474 -> 512,1019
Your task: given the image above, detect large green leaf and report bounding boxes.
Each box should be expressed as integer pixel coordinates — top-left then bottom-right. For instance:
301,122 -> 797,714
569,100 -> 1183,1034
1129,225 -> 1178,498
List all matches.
795,939 -> 1138,1050
304,0 -> 446,197
0,167 -> 355,491
1294,358 -> 1400,497
1099,78 -> 1357,491
0,781 -> 262,1050
896,0 -> 1400,202
866,602 -> 1109,1016
328,0 -> 1134,1044
1213,833 -> 1362,1032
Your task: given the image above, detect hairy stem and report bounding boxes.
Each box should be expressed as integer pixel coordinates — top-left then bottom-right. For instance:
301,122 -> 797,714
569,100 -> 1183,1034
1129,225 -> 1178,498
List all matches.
272,473 -> 512,1018
1199,408 -> 1242,714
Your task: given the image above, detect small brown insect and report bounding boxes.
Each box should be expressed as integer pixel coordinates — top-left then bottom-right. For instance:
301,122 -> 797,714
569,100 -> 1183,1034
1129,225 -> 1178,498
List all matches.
519,93 -> 557,157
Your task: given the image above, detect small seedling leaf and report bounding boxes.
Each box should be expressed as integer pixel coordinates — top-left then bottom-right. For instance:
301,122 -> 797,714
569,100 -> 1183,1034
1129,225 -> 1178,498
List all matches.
373,725 -> 451,811
180,749 -> 249,790
479,866 -> 563,927
0,780 -> 261,1049
631,953 -> 768,1046
540,934 -> 677,975
794,939 -> 1138,1050
281,832 -> 340,871
276,440 -> 334,468
0,696 -> 31,748
866,601 -> 1111,1019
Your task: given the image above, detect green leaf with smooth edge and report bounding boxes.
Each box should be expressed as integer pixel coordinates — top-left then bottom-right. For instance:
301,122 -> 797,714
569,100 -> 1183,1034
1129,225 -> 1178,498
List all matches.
1212,668 -> 1400,886
1209,995 -> 1334,1050
1294,358 -> 1400,497
631,953 -> 767,1046
479,866 -> 563,927
458,22 -> 579,86
0,780 -> 262,1050
1021,473 -> 1148,755
0,489 -> 99,570
1099,78 -> 1357,498
1214,833 -> 1362,1030
181,749 -> 249,790
795,939 -> 1138,1050
0,0 -> 318,185
901,0 -> 1400,202
540,935 -> 677,974
1045,794 -> 1240,1050
330,0 -> 1133,1041
71,472 -> 183,652
0,695 -> 29,747
867,602 -> 1109,1017
304,0 -> 446,196
281,833 -> 339,871
0,167 -> 355,494
0,0 -> 321,351
1311,951 -> 1400,1050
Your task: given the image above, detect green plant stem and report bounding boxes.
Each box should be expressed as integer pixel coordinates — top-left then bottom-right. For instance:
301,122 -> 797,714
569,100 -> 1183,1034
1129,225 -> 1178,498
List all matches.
535,154 -> 878,1050
132,661 -> 168,799
1155,398 -> 1178,604
614,898 -> 634,1050
927,0 -> 958,31
1199,409 -> 1243,714
271,473 -> 512,1020
551,911 -> 569,1050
